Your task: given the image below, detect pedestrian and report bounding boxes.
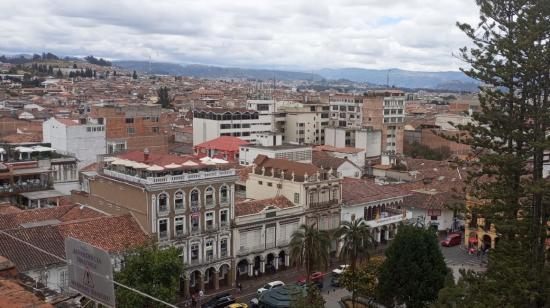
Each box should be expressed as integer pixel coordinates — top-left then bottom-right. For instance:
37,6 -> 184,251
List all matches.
191,294 -> 196,308
237,282 -> 242,293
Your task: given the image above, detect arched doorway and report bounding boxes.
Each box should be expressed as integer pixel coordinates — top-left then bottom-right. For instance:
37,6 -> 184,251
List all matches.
237,259 -> 249,277
278,251 -> 286,269
219,264 -> 230,287
266,253 -> 276,274
253,256 -> 262,276
380,226 -> 388,243
189,270 -> 202,294
204,267 -> 216,290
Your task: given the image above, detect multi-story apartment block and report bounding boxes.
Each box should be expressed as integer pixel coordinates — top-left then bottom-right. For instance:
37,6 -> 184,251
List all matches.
363,90 -> 406,154
88,104 -> 174,154
245,155 -> 342,237
78,150 -> 239,297
192,108 -> 273,145
42,117 -> 106,169
233,196 -> 302,279
329,94 -> 363,128
282,103 -> 330,145
239,133 -> 312,165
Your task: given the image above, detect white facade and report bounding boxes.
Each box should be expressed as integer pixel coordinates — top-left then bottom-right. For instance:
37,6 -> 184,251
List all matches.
43,118 -> 106,169
325,127 -> 381,158
239,145 -> 312,165
408,207 -> 455,231
192,110 -> 273,145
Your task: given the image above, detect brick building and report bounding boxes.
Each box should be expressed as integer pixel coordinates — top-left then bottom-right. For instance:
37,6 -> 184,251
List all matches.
89,104 -> 176,154
363,90 -> 406,154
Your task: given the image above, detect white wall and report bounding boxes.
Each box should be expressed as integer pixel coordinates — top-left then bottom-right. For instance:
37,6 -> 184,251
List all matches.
338,161 -> 362,178
355,130 -> 382,157
324,127 -> 347,148
409,207 -> 454,231
193,115 -> 273,146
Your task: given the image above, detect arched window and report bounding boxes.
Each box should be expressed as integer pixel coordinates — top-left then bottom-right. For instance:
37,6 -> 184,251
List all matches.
174,191 -> 184,210
190,189 -> 200,208
205,187 -> 214,207
220,186 -> 229,203
158,193 -> 168,212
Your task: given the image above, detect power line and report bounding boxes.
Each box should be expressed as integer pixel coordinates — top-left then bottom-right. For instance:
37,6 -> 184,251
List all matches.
0,229 -> 177,308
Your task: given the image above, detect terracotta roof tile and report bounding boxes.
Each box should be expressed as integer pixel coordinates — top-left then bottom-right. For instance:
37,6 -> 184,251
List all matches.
0,205 -> 104,231
342,178 -> 411,205
0,277 -> 53,308
235,196 -> 295,216
194,136 -> 249,152
253,155 -> 319,182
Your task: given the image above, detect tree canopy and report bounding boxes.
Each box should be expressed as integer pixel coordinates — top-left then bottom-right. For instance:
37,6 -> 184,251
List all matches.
377,225 -> 448,308
114,246 -> 183,308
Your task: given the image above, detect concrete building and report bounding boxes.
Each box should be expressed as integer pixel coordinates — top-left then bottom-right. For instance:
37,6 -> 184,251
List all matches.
328,94 -> 363,128
88,104 -> 174,154
238,133 -> 312,165
76,150 -> 239,297
324,127 -> 381,158
282,103 -> 330,145
340,178 -> 412,243
363,90 -> 406,154
233,196 -> 302,278
192,108 -> 272,145
245,155 -> 342,239
42,118 -> 106,169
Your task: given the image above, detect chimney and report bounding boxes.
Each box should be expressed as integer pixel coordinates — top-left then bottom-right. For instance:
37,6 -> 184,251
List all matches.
144,148 -> 150,161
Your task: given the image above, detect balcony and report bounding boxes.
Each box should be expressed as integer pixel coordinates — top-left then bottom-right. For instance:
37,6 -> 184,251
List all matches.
220,222 -> 230,229
175,230 -> 186,238
102,169 -> 236,185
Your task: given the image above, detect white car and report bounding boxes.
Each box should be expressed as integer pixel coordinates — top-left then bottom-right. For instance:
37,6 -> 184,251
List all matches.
257,281 -> 285,295
331,264 -> 350,275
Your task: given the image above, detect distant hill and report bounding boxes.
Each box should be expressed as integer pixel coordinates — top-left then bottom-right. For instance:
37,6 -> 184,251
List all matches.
113,60 -> 479,91
113,61 -> 323,81
315,68 -> 478,92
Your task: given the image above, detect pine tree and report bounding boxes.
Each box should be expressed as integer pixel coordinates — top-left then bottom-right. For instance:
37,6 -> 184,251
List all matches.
156,87 -> 172,108
132,70 -> 137,79
439,1 -> 550,306
56,69 -> 62,78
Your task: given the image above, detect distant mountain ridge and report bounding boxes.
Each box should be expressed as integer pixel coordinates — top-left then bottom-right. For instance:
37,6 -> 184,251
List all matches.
315,68 -> 478,91
113,60 -> 478,91
114,61 -> 323,81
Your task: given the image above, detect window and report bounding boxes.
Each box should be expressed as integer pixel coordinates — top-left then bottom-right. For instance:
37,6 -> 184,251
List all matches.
348,106 -> 355,111
294,193 -> 300,203
125,117 -> 134,124
190,189 -> 199,207
175,191 -> 184,210
191,243 -> 199,262
220,238 -> 228,257
126,127 -> 135,135
205,240 -> 214,261
232,124 -> 241,128
59,270 -> 68,288
431,216 -> 438,221
220,210 -> 228,227
267,182 -> 273,187
191,214 -> 200,233
220,186 -> 229,203
257,104 -> 269,111
332,105 -> 338,111
205,212 -> 215,230
258,181 -> 263,185
152,127 -> 160,133
242,124 -> 251,128
158,219 -> 168,239
220,124 -> 231,129
205,187 -> 214,207
175,216 -> 185,236
158,193 -> 168,212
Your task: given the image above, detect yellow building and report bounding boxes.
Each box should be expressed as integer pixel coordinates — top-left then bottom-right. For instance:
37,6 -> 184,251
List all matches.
464,196 -> 498,250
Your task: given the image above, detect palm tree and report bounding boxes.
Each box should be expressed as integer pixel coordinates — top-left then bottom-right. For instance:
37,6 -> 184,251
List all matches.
289,223 -> 331,287
335,218 -> 376,307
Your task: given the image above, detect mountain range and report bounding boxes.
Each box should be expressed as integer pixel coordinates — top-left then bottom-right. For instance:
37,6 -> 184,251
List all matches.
115,60 -> 479,92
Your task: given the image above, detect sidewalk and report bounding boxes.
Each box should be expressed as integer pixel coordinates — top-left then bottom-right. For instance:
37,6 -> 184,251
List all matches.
323,288 -> 350,308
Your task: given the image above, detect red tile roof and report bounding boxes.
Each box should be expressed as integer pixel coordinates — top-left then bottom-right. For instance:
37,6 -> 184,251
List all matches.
235,196 -> 295,216
341,178 -> 411,205
0,276 -> 53,308
194,136 -> 249,152
0,205 -> 105,231
55,118 -> 79,126
253,155 -> 320,182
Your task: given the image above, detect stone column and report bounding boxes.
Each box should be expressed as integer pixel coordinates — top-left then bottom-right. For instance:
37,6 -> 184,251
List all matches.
199,273 -> 205,291
214,270 -> 219,290
229,265 -> 236,287
376,230 -> 381,243
260,260 -> 265,274
385,229 -> 390,240
274,257 -> 279,270
183,276 -> 190,298
284,254 -> 290,267
248,264 -> 254,277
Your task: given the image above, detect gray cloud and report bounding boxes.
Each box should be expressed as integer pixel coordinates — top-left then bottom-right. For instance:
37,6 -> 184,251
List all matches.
0,0 -> 479,71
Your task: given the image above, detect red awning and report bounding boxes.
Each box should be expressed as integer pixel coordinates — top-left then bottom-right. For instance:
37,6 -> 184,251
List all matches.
469,237 -> 478,244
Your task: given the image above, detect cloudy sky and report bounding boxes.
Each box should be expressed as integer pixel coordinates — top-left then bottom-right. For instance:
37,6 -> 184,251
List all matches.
0,0 -> 479,71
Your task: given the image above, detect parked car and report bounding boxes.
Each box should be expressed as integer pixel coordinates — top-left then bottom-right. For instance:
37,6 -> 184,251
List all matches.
441,233 -> 462,247
331,264 -> 350,275
202,293 -> 235,308
257,281 -> 285,295
297,271 -> 324,288
330,276 -> 341,287
226,304 -> 248,308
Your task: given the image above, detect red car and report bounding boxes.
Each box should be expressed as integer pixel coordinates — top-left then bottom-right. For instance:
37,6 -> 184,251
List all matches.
297,272 -> 324,284
441,233 -> 462,247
